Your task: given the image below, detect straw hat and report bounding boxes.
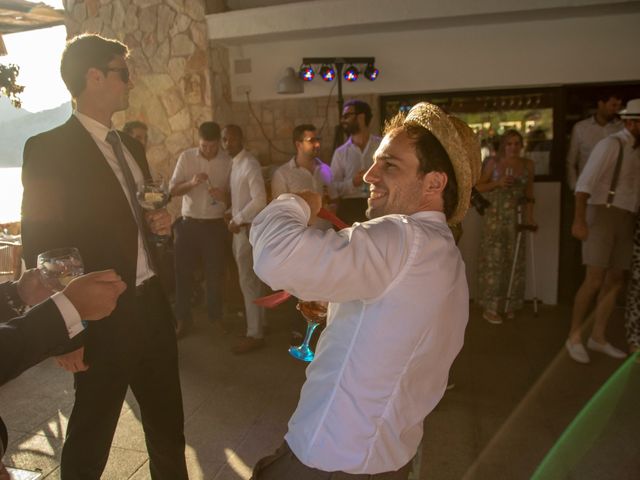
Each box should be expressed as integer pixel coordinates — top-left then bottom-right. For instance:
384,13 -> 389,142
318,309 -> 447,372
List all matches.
619,98 -> 640,119
404,102 -> 481,225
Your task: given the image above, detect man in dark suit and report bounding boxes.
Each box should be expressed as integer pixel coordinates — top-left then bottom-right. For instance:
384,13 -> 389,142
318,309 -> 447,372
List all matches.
21,34 -> 188,479
0,268 -> 126,479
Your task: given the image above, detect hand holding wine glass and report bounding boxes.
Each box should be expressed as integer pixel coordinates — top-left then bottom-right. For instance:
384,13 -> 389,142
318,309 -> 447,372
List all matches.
37,247 -> 84,292
289,300 -> 328,362
137,179 -> 171,243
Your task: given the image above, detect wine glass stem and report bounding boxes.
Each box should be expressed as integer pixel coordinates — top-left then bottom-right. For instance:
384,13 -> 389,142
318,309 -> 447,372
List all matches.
301,322 -> 320,348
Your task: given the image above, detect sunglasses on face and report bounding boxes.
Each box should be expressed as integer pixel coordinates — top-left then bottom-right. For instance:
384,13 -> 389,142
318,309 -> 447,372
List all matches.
104,67 -> 130,83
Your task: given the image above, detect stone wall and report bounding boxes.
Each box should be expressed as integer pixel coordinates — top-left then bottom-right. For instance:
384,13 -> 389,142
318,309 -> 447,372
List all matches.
222,93 -> 381,178
63,0 -> 212,190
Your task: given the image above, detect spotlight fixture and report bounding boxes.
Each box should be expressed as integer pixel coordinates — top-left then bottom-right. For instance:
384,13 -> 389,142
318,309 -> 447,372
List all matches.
277,67 -> 304,94
364,63 -> 379,81
319,64 -> 335,82
343,65 -> 359,82
298,64 -> 314,82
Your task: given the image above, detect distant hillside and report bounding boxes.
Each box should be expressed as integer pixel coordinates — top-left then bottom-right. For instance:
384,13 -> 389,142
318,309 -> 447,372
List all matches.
0,97 -> 30,123
0,101 -> 72,167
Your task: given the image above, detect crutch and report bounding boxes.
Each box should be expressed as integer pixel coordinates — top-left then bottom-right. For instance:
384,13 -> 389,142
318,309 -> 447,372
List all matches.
505,199 -> 539,315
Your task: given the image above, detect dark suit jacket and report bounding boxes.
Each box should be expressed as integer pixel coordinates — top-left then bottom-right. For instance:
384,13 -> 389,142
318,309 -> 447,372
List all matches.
21,115 -> 173,364
0,282 -> 69,386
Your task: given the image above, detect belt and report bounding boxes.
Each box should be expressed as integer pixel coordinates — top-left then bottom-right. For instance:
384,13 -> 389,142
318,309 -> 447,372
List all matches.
135,276 -> 158,296
183,216 -> 223,223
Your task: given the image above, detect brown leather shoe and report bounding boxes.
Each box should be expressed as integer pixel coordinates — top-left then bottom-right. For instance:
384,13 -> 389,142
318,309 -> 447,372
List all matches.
231,336 -> 265,354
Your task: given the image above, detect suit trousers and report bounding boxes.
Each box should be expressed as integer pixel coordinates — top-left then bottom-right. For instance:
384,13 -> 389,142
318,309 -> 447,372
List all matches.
60,279 -> 187,480
174,217 -> 228,323
251,442 -> 412,480
232,228 -> 265,338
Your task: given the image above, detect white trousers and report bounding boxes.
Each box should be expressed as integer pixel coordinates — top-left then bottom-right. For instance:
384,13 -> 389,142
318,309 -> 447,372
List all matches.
232,229 -> 265,338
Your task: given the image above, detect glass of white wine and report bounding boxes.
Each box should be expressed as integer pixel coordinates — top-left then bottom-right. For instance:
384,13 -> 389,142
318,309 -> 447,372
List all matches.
37,247 -> 84,292
137,179 -> 170,244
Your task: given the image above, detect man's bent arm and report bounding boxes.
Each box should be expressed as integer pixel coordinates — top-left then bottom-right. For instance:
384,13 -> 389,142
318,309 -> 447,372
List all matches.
250,194 -> 409,303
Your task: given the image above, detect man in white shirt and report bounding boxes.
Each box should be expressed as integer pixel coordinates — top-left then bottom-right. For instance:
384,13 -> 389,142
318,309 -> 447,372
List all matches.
271,124 -> 332,200
566,98 -> 640,364
221,124 -> 268,354
331,99 -> 382,225
249,102 -> 481,479
170,122 -> 232,337
566,93 -> 623,190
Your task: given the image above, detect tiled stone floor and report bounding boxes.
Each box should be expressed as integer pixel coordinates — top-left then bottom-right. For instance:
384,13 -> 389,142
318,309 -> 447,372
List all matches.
1,301 -> 638,479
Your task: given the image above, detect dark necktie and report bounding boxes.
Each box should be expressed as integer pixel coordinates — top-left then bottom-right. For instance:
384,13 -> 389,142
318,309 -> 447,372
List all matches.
105,130 -> 155,272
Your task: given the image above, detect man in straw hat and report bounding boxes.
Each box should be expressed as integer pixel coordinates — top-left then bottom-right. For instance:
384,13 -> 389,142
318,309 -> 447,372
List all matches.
248,102 -> 481,479
566,98 -> 640,364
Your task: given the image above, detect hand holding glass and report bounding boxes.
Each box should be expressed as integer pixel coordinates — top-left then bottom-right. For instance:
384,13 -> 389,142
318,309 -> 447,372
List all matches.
289,300 -> 328,362
137,179 -> 170,244
37,247 -> 84,292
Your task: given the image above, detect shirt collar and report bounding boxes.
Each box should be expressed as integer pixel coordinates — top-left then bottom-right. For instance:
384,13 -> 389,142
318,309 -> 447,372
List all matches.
231,149 -> 247,164
74,111 -> 114,142
411,210 -> 447,223
289,156 -> 321,170
590,115 -> 621,127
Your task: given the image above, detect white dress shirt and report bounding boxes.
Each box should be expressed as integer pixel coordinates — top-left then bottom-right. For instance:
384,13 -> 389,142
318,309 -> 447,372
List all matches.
331,135 -> 382,199
74,112 -> 154,286
250,195 -> 469,474
229,149 -> 267,225
271,157 -> 333,231
51,292 -> 83,338
270,157 -> 332,199
169,147 -> 231,219
576,128 -> 640,213
566,116 -> 623,190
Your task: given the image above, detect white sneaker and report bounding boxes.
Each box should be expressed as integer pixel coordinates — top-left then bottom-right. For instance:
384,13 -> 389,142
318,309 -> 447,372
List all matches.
587,338 -> 628,359
565,340 -> 590,364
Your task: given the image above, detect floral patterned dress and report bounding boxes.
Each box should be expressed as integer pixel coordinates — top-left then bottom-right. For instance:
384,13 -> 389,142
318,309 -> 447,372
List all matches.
478,169 -> 529,314
624,212 -> 640,348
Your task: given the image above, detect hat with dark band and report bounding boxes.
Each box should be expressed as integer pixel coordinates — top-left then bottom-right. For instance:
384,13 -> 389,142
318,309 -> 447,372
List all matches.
404,102 -> 482,225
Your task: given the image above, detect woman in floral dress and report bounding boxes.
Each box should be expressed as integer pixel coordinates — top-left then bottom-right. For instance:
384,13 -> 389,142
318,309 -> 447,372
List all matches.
476,130 -> 536,324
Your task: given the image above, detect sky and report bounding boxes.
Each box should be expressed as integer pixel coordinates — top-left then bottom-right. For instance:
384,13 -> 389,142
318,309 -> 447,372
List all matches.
2,0 -> 69,113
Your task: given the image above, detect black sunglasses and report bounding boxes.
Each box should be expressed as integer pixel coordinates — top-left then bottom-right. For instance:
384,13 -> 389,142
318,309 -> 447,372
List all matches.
104,67 -> 130,83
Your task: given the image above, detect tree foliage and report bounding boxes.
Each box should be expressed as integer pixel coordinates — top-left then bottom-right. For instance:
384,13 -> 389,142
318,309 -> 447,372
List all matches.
0,63 -> 24,108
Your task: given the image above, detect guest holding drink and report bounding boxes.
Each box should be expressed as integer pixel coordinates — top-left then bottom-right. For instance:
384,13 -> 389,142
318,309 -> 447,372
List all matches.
21,34 -> 187,479
475,129 -> 536,325
169,121 -> 231,337
0,268 -> 125,480
249,103 -> 480,479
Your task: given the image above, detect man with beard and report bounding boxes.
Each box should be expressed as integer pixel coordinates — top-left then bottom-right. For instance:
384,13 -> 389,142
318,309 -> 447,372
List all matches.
248,102 -> 481,479
566,92 -> 623,191
271,124 -> 332,201
330,99 -> 382,225
566,98 -> 640,364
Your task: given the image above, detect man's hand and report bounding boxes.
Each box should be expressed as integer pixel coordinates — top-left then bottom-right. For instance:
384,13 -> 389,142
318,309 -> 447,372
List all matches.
0,460 -> 10,480
145,208 -> 172,236
191,173 -> 208,187
55,346 -> 88,373
571,220 -> 588,241
295,191 -> 322,225
208,187 -> 225,203
16,268 -> 53,306
62,270 -> 127,321
228,220 -> 242,234
352,169 -> 366,187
